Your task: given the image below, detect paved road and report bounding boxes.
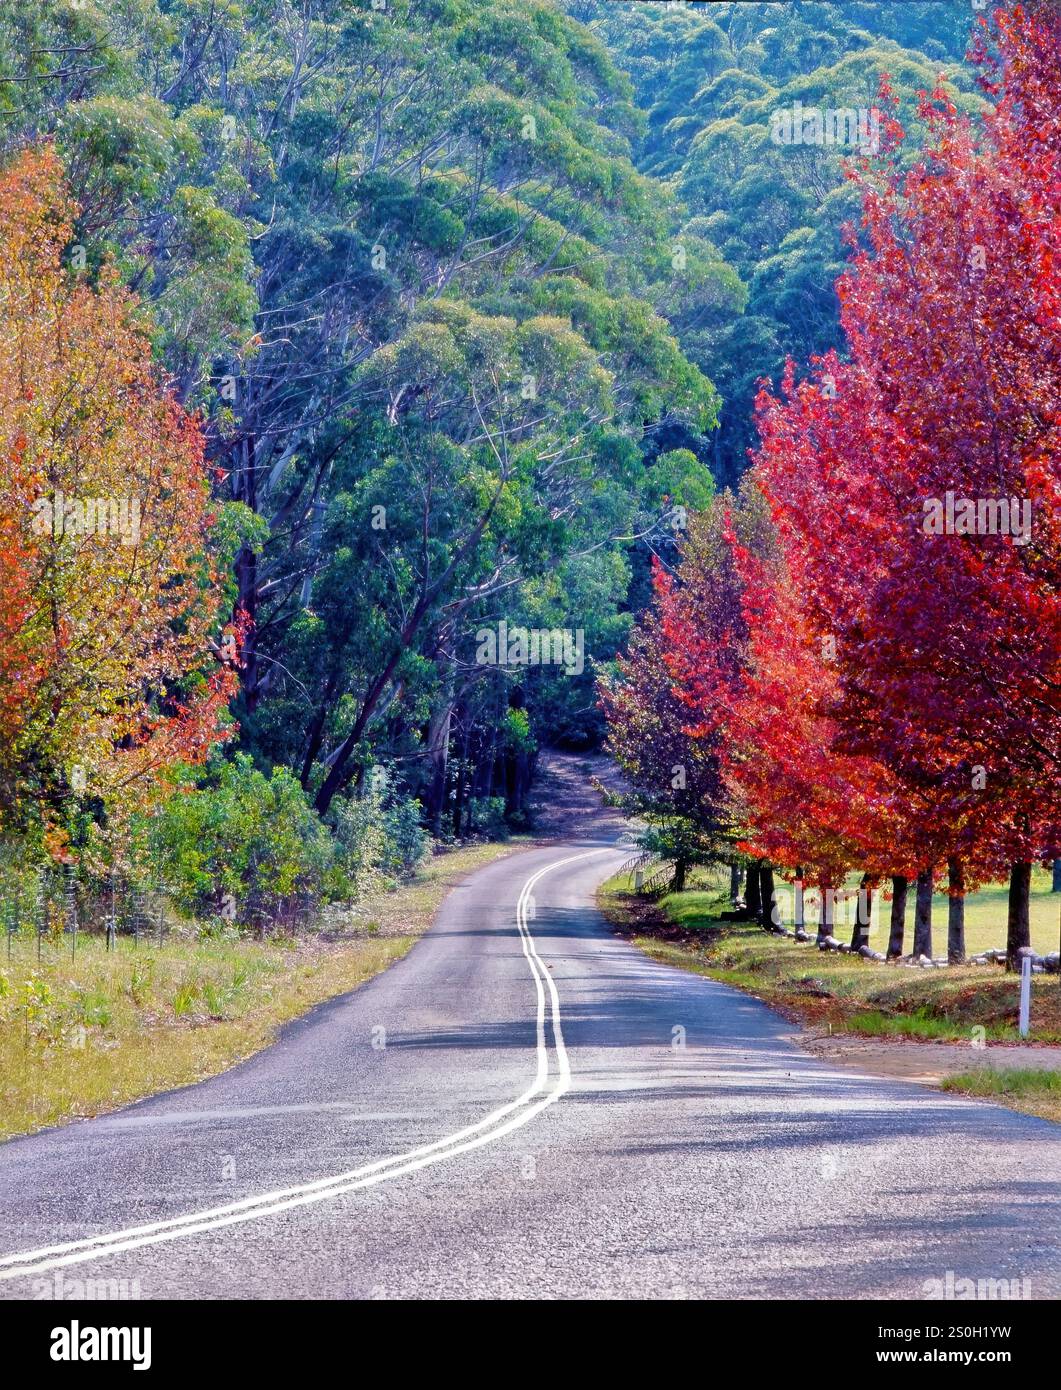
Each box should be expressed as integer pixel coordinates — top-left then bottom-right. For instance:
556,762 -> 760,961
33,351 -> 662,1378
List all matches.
1,834 -> 1059,1300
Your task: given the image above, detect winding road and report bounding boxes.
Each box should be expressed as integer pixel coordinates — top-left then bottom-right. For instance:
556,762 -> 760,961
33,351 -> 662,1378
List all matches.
0,827 -> 1059,1300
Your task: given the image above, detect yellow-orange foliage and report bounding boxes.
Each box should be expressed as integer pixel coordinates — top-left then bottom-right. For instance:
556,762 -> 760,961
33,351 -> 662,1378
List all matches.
0,146 -> 236,845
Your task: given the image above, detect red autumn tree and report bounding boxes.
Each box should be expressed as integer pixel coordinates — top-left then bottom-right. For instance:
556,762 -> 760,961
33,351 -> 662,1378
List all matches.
831,4 -> 1061,963
749,353 -> 1012,959
0,512 -> 42,767
739,5 -> 1061,964
599,546 -> 732,891
720,508 -> 916,945
650,482 -> 782,919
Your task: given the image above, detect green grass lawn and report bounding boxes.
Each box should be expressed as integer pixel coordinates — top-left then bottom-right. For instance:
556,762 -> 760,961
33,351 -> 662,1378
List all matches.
942,1068 -> 1061,1124
805,867 -> 1058,957
624,864 -> 1059,958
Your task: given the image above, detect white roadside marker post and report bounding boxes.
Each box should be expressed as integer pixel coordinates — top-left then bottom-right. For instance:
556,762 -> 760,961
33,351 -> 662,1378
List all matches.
1018,948 -> 1033,1039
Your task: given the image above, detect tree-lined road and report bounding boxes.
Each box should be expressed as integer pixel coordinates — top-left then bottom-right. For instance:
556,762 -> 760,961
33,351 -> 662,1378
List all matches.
1,835 -> 1058,1300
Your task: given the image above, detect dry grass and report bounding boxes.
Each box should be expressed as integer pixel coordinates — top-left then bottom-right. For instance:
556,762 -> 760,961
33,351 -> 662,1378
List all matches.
0,837 -> 529,1142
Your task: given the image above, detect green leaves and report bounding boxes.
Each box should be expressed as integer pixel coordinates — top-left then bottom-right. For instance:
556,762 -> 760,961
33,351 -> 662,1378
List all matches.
150,755 -> 337,926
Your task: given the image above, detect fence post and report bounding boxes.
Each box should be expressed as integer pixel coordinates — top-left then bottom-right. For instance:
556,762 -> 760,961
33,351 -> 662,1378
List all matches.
65,863 -> 77,961
107,875 -> 117,951
1018,947 -> 1033,1038
36,866 -> 46,962
793,869 -> 805,937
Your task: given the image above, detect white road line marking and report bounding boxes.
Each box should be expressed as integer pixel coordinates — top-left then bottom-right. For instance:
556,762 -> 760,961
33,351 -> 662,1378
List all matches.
0,848 -> 615,1281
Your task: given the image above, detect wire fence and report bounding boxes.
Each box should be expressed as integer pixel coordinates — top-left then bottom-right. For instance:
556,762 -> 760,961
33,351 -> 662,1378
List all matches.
1,861 -> 174,962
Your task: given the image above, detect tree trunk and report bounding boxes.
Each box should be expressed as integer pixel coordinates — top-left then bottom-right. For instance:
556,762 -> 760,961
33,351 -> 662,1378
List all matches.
817,884 -> 834,944
313,641 -> 407,814
913,868 -> 934,959
506,748 -> 530,818
673,858 -> 687,893
299,670 -> 340,790
1006,861 -> 1032,972
451,749 -> 465,839
452,709 -> 472,839
887,875 -> 908,958
849,874 -> 872,951
729,862 -> 741,904
423,696 -> 454,835
794,867 -> 805,935
947,856 -> 966,964
484,687 -> 502,800
759,863 -> 777,930
1053,858 -> 1061,892
744,861 -> 762,922
234,431 -> 260,710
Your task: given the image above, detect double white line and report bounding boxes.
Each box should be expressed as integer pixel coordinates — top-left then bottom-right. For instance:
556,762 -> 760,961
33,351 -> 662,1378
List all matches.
0,849 -> 610,1283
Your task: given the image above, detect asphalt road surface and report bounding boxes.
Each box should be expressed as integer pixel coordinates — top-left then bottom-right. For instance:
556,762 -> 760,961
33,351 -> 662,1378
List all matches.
1,832 -> 1059,1300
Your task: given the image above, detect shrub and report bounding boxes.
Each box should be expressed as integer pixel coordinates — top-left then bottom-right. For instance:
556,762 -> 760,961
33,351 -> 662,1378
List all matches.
330,785 -> 427,898
150,755 -> 339,931
467,796 -> 509,839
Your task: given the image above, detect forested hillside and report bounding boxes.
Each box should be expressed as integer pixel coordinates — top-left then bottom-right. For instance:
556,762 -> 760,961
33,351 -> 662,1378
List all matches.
0,0 -> 1043,934
569,1 -> 987,481
0,0 -> 725,896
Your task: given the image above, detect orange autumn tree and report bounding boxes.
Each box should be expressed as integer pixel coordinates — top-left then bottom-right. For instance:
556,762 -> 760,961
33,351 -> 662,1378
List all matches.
0,511 -> 41,758
0,146 -> 237,852
723,526 -> 888,938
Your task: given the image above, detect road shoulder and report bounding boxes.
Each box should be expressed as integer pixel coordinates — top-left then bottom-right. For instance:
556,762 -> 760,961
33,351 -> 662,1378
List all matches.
597,872 -> 1061,1125
0,837 -> 533,1143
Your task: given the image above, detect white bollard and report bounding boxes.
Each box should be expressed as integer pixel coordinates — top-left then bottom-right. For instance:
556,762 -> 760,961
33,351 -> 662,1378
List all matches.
1018,949 -> 1033,1038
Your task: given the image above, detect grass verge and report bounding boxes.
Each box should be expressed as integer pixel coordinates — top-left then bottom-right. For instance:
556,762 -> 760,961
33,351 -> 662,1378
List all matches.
598,872 -> 1061,1122
942,1068 -> 1061,1124
597,872 -> 1061,1045
0,837 -> 528,1142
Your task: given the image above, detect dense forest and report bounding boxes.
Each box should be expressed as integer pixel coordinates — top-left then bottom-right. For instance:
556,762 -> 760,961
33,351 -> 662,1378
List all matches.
0,1 -> 1054,940
570,1 -> 983,487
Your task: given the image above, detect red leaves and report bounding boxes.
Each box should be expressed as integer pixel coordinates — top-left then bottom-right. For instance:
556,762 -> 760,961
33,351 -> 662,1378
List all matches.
620,4 -> 1061,887
754,1 -> 1061,875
